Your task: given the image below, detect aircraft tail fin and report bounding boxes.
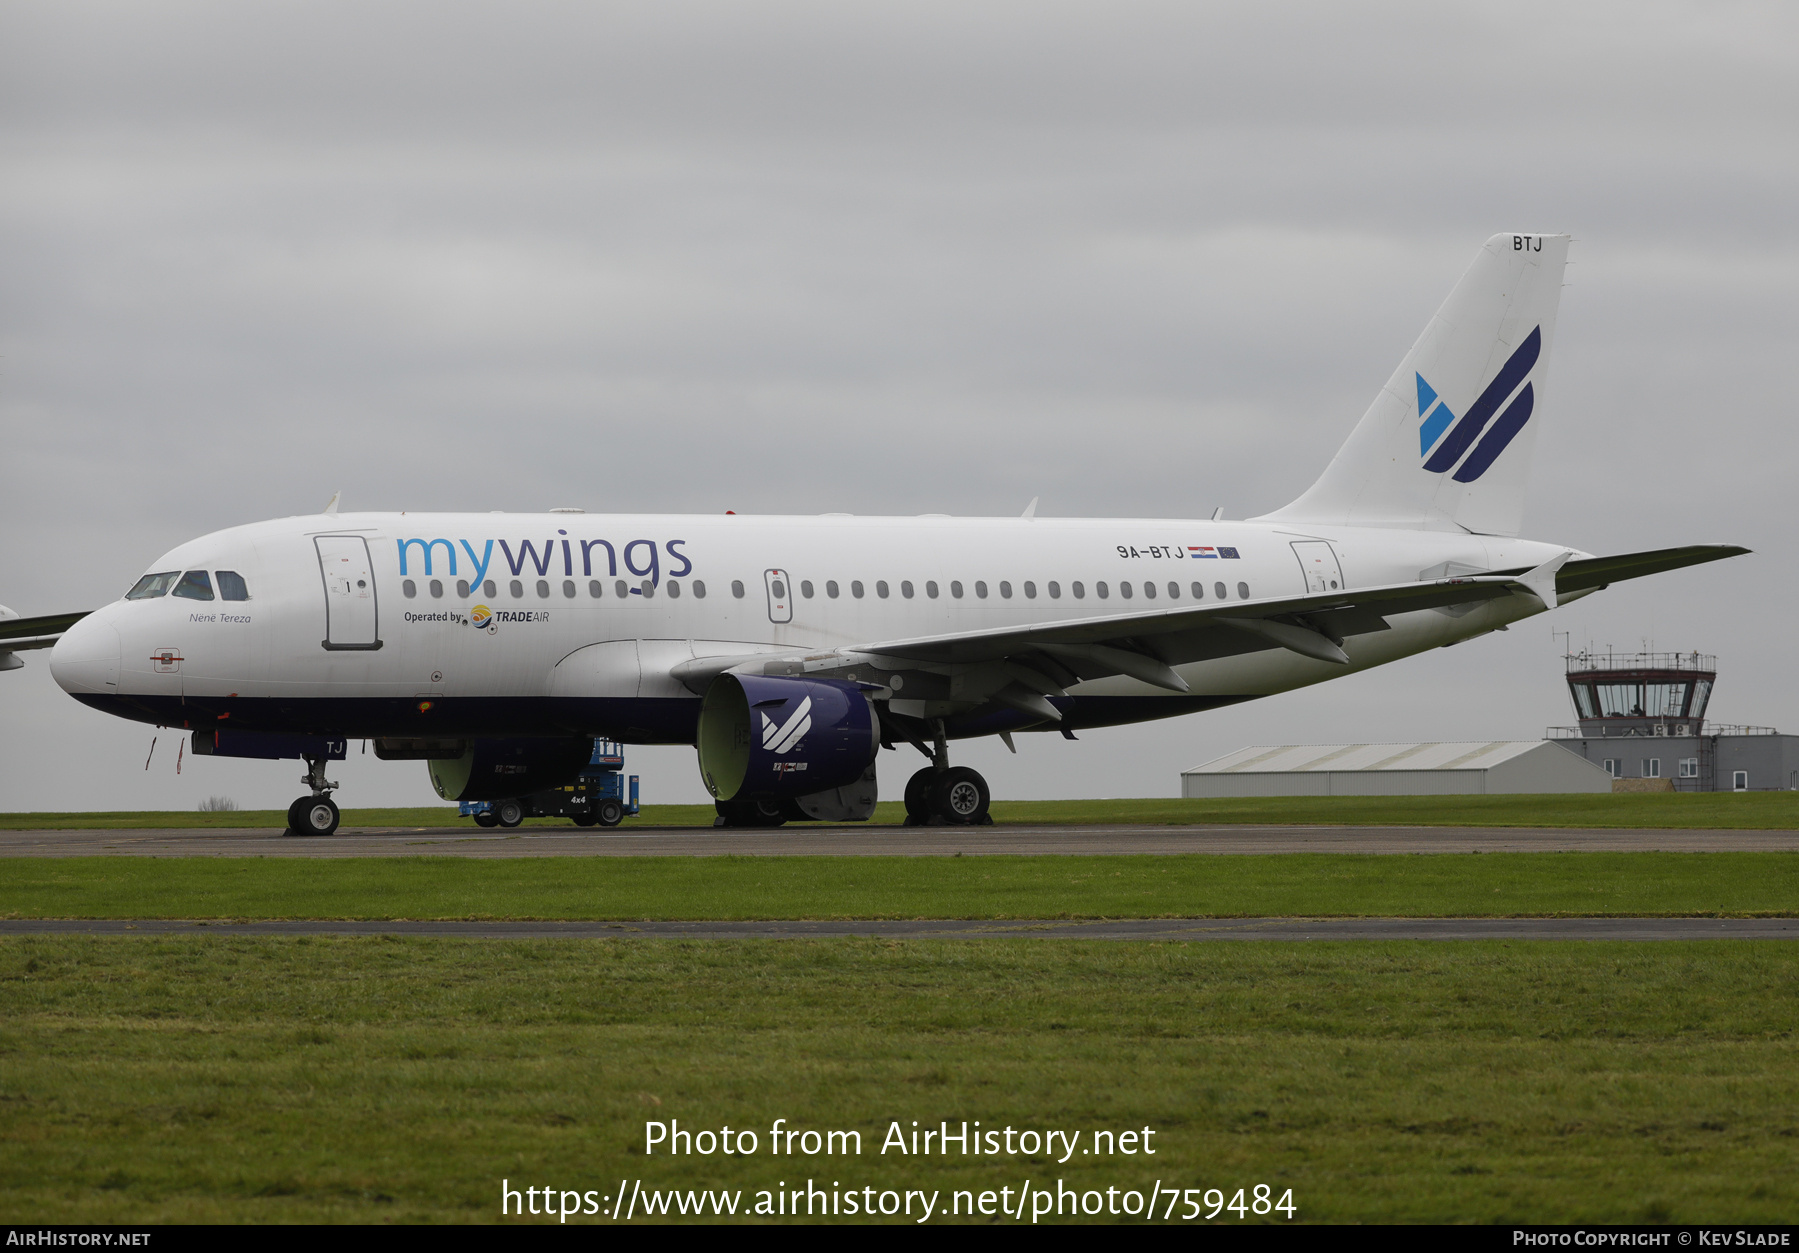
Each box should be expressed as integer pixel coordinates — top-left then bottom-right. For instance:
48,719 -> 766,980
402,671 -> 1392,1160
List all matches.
1257,233 -> 1570,536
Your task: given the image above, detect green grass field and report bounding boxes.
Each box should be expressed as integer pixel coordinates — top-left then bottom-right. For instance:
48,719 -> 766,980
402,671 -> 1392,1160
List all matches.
7,799 -> 1796,1224
5,791 -> 1798,830
3,852 -> 1797,920
2,935 -> 1795,1223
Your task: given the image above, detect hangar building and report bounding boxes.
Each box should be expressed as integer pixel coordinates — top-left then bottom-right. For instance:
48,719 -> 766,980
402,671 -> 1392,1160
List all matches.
1181,740 -> 1611,798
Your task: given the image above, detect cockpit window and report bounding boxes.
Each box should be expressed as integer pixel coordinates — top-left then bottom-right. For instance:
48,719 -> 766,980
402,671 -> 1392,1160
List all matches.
216,571 -> 250,601
126,571 -> 179,600
172,570 -> 215,601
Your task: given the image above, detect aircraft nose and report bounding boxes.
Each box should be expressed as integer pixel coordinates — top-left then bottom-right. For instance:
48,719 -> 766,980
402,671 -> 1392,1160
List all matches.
49,612 -> 121,696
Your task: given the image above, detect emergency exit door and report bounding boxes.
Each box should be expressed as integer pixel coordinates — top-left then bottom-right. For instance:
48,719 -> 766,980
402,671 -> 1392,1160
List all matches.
764,569 -> 793,624
1290,541 -> 1345,594
315,535 -> 383,650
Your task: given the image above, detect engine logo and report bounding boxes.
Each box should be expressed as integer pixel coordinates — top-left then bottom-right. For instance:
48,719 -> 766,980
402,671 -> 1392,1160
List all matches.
760,696 -> 813,754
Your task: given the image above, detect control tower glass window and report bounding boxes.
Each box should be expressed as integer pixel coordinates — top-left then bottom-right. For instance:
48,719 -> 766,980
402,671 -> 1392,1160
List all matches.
1593,682 -> 1691,719
1690,679 -> 1713,719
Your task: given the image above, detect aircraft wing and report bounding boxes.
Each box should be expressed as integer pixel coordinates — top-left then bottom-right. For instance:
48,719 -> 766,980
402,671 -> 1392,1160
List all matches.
669,543 -> 1750,704
854,544 -> 1751,674
854,569 -> 1534,672
0,609 -> 92,654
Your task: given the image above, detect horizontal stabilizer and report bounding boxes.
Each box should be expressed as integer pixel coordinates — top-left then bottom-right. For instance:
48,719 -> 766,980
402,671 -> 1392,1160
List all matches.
1554,545 -> 1750,594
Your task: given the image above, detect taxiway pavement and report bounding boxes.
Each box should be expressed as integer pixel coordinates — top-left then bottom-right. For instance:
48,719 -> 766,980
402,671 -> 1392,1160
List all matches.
2,823 -> 1796,857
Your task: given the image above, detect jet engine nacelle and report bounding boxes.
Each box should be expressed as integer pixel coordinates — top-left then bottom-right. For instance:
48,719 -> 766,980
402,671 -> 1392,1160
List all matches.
426,736 -> 594,803
697,673 -> 879,802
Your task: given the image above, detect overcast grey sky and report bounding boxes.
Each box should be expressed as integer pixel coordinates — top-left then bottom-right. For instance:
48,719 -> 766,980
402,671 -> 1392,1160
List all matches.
2,0 -> 1793,812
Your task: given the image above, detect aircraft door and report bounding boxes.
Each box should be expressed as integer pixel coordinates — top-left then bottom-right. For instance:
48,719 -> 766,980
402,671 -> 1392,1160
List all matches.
1290,541 -> 1345,594
764,569 -> 793,624
315,535 -> 383,650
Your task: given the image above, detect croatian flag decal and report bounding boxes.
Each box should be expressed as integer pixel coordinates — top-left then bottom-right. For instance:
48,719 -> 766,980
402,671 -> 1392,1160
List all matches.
1189,546 -> 1218,558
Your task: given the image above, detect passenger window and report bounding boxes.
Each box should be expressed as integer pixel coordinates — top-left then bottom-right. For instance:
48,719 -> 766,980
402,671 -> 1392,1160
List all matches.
666,581 -> 681,598
1167,582 -> 1179,599
876,580 -> 889,599
1119,581 -> 1132,599
536,580 -> 550,598
1072,581 -> 1084,599
483,580 -> 496,598
1191,582 -> 1204,599
1214,582 -> 1226,600
641,580 -> 656,598
771,579 -> 786,599
126,571 -> 179,600
999,581 -> 1012,598
801,580 -> 815,598
1142,582 -> 1155,599
950,581 -> 964,598
510,580 -> 524,598
458,579 -> 472,598
589,580 -> 603,598
851,580 -> 864,598
826,580 -> 840,599
693,580 -> 707,599
616,579 -> 629,598
1096,582 -> 1109,599
901,580 -> 915,599
216,571 -> 251,601
1048,581 -> 1061,599
614,579 -> 630,598
975,581 -> 988,598
1023,581 -> 1036,598
1237,582 -> 1249,600
926,581 -> 939,598
731,580 -> 745,598
402,579 -> 418,599
431,579 -> 445,598
173,570 -> 215,601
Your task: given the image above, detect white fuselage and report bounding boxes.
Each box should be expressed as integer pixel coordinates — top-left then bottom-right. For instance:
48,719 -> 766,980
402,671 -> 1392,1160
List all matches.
50,510 -> 1582,743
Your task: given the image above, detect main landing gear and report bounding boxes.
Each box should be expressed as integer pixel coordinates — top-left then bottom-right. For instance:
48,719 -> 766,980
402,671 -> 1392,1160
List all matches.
902,721 -> 993,827
712,721 -> 995,828
284,754 -> 341,837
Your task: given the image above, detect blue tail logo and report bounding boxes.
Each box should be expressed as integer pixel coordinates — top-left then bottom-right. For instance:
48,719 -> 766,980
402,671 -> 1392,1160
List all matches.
1416,326 -> 1541,483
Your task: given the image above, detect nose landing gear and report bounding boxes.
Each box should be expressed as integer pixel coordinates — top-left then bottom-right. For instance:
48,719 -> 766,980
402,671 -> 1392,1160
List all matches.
900,720 -> 993,826
284,754 -> 341,837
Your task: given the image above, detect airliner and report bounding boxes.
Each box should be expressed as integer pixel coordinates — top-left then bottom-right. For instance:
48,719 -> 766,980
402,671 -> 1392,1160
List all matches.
6,233 -> 1745,834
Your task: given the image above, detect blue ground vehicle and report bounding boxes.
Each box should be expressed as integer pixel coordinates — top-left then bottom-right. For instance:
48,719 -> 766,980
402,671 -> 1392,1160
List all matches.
459,739 -> 640,829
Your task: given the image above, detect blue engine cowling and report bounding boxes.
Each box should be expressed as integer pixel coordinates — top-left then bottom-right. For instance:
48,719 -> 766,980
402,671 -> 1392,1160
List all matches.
696,674 -> 879,801
427,737 -> 594,803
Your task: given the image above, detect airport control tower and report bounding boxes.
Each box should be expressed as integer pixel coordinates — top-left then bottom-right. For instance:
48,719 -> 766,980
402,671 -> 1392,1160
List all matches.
1549,650 -> 1797,792
1563,650 -> 1716,739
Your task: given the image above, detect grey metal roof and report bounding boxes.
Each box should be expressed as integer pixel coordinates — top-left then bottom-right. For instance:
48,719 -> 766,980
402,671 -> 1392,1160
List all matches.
1184,741 -> 1561,774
